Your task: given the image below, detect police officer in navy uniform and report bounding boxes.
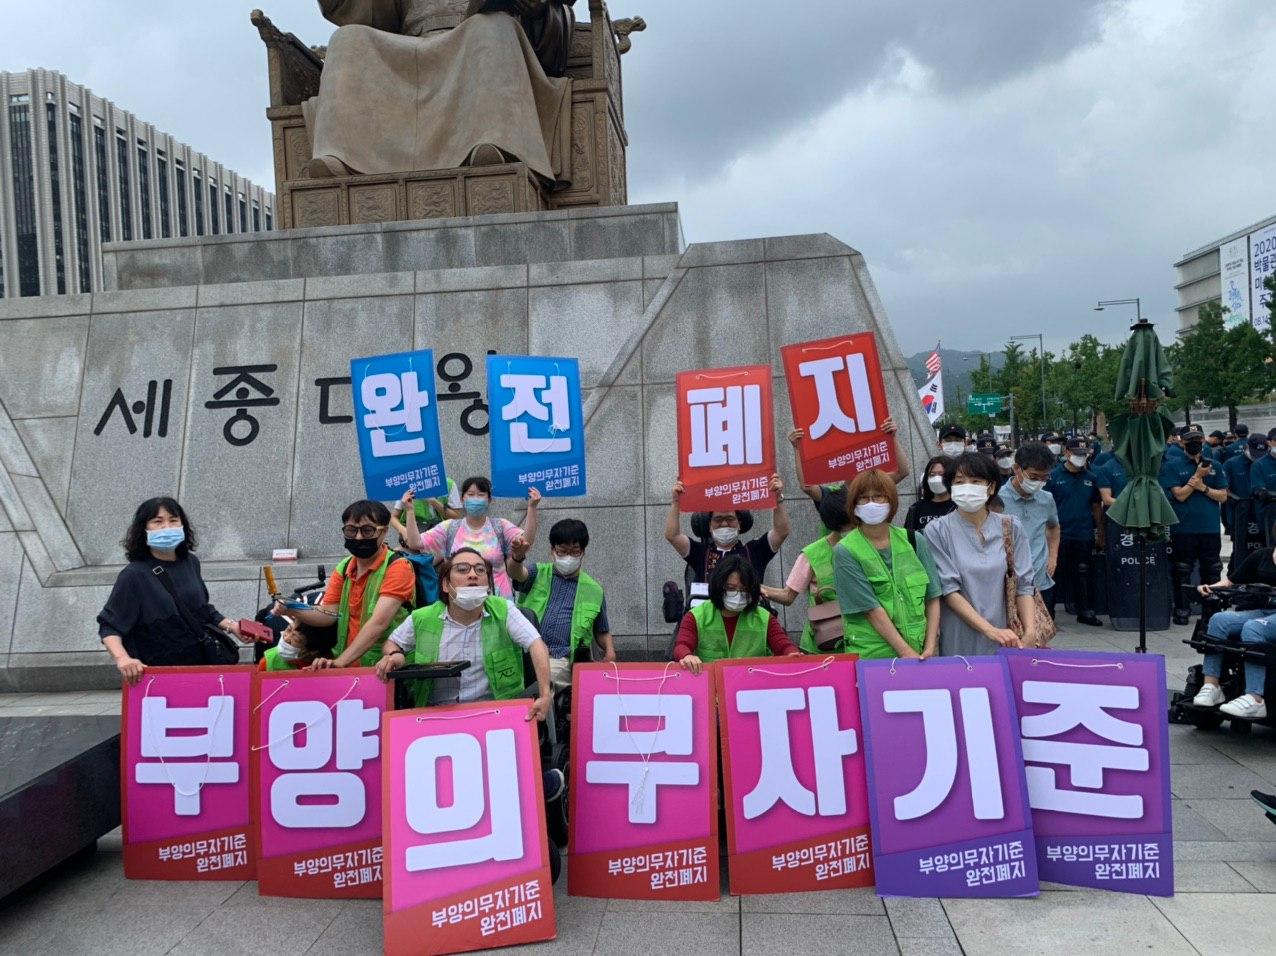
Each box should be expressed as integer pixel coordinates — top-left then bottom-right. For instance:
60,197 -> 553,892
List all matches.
1227,422 -> 1252,462
1250,427 -> 1276,546
1225,434 -> 1270,571
1046,436 -> 1105,626
1160,425 -> 1228,625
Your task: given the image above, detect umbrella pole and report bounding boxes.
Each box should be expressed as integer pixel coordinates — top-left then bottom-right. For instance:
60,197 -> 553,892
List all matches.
1137,533 -> 1147,654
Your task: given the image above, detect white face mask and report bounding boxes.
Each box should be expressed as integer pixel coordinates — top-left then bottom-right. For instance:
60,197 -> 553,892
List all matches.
1068,454 -> 1088,468
553,554 -> 581,576
451,586 -> 488,611
941,441 -> 965,457
854,502 -> 891,525
711,526 -> 739,548
927,475 -> 948,495
277,638 -> 302,661
950,484 -> 990,513
1270,446 -> 1276,459
723,590 -> 749,612
1018,477 -> 1046,495
997,457 -> 1013,470
1047,443 -> 1062,456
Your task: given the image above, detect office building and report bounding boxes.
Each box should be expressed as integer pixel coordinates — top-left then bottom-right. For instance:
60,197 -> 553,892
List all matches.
1174,212 -> 1276,332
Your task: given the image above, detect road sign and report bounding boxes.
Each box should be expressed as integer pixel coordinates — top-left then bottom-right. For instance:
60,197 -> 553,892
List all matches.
967,393 -> 1003,415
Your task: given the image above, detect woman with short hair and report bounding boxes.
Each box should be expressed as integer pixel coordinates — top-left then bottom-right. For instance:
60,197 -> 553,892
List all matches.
674,555 -> 800,674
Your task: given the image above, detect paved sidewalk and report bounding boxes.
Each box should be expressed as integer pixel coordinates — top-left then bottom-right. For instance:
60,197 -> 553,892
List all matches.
2,617 -> 1275,955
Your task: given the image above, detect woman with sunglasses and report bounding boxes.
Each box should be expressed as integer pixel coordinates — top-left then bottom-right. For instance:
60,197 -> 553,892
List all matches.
276,500 -> 416,668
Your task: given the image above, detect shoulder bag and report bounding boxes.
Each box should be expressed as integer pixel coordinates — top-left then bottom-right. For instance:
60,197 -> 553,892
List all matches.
1001,517 -> 1056,647
152,564 -> 241,665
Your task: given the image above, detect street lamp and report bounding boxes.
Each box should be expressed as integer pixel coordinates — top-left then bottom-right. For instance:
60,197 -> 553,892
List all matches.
1010,333 -> 1047,427
1095,297 -> 1143,324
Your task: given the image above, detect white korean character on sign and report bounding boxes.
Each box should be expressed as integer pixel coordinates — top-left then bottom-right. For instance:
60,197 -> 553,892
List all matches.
586,694 -> 699,824
136,694 -> 239,815
883,687 -> 1005,821
403,730 -> 523,871
798,353 -> 877,439
269,699 -> 380,829
1019,681 -> 1148,819
687,385 -> 763,468
738,686 -> 858,819
361,371 -> 430,457
500,373 -> 571,453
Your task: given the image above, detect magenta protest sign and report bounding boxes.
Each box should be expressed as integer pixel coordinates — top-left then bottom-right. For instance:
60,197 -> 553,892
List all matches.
716,655 -> 873,894
250,669 -> 391,898
121,666 -> 255,880
382,700 -> 555,956
1000,649 -> 1173,895
568,663 -> 720,900
858,657 -> 1038,897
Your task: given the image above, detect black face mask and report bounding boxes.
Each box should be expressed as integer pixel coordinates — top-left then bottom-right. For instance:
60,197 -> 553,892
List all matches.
1184,440 -> 1204,456
344,537 -> 380,559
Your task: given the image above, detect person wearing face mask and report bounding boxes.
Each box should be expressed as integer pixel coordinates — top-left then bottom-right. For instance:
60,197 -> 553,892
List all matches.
1040,432 -> 1064,461
377,548 -> 553,722
99,497 -> 252,684
1226,434 -> 1272,571
674,555 -> 800,674
1045,436 -> 1105,626
390,476 -> 462,543
903,456 -> 956,545
281,499 -> 417,668
1227,422 -> 1252,462
938,423 -> 968,459
507,518 -> 616,691
923,453 -> 1038,655
832,470 -> 942,659
410,475 -> 539,597
762,490 -> 855,652
1001,442 -> 1061,613
995,444 -> 1015,488
1247,428 -> 1276,529
259,618 -> 338,671
1160,425 -> 1229,626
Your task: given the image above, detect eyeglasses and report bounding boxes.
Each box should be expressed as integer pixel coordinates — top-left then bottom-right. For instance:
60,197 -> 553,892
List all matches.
450,562 -> 489,577
342,524 -> 385,539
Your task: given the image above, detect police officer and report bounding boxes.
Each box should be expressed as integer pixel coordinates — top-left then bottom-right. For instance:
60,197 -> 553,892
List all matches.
1225,434 -> 1270,571
1249,427 -> 1276,546
1160,425 -> 1228,626
1047,436 -> 1105,626
995,443 -> 1015,489
938,423 -> 967,459
1041,431 -> 1063,461
1228,422 -> 1252,461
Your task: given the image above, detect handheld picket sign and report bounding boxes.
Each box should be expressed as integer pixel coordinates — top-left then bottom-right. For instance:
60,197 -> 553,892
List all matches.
350,348 -> 448,501
676,365 -> 776,512
121,666 -> 255,880
486,354 -> 586,499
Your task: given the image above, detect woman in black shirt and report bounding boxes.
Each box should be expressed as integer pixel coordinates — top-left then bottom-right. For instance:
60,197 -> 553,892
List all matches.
98,497 -> 245,684
904,456 -> 956,544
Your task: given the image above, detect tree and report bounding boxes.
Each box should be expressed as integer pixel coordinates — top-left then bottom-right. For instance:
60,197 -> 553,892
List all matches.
1172,302 -> 1274,426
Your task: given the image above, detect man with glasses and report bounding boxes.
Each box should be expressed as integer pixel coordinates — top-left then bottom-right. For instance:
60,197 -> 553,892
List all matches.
278,500 -> 416,668
508,518 -> 616,692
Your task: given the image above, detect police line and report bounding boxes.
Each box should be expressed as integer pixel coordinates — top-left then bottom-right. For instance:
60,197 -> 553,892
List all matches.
120,648 -> 1172,956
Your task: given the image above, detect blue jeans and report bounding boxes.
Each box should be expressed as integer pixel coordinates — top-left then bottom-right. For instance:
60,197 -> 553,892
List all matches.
1202,609 -> 1276,695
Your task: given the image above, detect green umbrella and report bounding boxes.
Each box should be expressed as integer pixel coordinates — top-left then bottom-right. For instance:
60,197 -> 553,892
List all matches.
1107,318 -> 1179,652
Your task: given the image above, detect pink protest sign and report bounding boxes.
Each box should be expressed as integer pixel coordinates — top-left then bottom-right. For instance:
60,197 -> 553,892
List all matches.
858,657 -> 1039,898
715,654 -> 873,894
383,700 -> 555,956
250,668 -> 391,898
120,666 -> 255,880
568,663 -> 720,901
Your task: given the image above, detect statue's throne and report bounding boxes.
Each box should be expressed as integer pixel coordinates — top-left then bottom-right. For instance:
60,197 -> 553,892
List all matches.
252,1 -> 643,229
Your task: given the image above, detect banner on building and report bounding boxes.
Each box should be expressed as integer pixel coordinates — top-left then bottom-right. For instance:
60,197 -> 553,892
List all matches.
782,334 -> 896,485
1249,223 -> 1276,332
250,669 -> 391,898
676,365 -> 775,512
1220,236 -> 1251,328
568,663 -> 720,901
716,655 -> 874,894
486,354 -> 586,499
858,657 -> 1038,898
351,348 -> 448,501
383,701 -> 556,956
999,649 -> 1173,896
121,666 -> 255,880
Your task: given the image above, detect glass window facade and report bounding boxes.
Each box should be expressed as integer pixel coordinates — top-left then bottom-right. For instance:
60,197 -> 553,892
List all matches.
239,195 -> 248,233
265,208 -> 272,231
68,107 -> 91,292
208,179 -> 219,234
225,188 -> 234,234
252,199 -> 261,232
93,122 -> 111,243
156,150 -> 170,239
137,142 -> 152,239
9,96 -> 40,296
192,170 -> 203,236
45,102 -> 67,293
175,161 -> 188,237
115,131 -> 132,241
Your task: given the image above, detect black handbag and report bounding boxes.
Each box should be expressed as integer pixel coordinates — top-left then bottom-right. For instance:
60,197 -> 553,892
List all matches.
152,564 -> 241,665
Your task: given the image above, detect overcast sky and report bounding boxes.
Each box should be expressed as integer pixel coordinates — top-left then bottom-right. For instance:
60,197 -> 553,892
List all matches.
3,0 -> 1273,354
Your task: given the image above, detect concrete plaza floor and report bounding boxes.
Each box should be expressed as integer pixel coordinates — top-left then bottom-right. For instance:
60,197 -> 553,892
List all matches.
2,616 -> 1275,955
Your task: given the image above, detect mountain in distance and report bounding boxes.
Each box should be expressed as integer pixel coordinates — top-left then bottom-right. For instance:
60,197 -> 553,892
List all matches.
904,348 -> 1005,404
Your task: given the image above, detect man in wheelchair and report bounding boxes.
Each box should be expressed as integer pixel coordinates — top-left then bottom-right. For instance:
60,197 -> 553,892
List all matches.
1191,542 -> 1276,720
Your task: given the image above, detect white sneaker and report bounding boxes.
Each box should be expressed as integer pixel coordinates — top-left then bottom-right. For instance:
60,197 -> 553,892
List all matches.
1220,694 -> 1267,719
1192,684 -> 1225,707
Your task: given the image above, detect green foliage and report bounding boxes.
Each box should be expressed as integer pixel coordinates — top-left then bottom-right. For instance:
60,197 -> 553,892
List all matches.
1171,302 -> 1273,421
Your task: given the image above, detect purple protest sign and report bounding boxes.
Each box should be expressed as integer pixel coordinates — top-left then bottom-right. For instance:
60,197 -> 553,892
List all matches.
999,649 -> 1173,896
858,657 -> 1038,898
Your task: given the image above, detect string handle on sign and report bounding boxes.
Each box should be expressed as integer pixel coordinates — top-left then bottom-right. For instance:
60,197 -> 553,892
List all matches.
416,708 -> 500,722
954,655 -> 974,672
250,677 -> 363,752
692,370 -> 749,382
798,339 -> 856,354
142,673 -> 230,798
609,661 -> 677,819
749,656 -> 835,677
1031,659 -> 1125,670
253,679 -> 290,713
604,671 -> 683,683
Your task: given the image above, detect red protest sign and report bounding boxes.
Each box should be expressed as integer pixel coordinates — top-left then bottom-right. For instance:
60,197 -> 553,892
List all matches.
781,334 -> 896,485
676,365 -> 775,513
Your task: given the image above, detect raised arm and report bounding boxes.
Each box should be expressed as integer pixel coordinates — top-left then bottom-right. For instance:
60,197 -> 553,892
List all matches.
665,480 -> 691,558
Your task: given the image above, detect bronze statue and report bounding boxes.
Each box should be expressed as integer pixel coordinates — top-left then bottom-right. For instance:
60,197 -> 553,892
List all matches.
304,0 -> 578,185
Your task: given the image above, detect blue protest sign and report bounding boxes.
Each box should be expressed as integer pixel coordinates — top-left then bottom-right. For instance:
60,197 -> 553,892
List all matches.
486,354 -> 586,498
350,349 -> 448,501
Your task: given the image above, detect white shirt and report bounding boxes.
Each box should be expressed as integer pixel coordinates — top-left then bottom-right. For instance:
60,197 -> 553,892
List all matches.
387,598 -> 540,704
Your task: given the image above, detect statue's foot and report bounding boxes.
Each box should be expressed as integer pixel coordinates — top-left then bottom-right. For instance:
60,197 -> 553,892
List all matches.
307,155 -> 351,178
465,144 -> 508,167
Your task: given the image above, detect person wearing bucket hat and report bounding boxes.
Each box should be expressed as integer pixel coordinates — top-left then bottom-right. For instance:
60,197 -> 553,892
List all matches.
1160,425 -> 1228,626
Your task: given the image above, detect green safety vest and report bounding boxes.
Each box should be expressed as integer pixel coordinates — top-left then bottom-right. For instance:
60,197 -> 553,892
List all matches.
261,645 -> 298,671
798,534 -> 841,653
839,526 -> 930,659
518,564 -> 604,657
411,478 -> 457,532
409,597 -> 525,706
690,601 -> 769,662
336,550 -> 411,667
